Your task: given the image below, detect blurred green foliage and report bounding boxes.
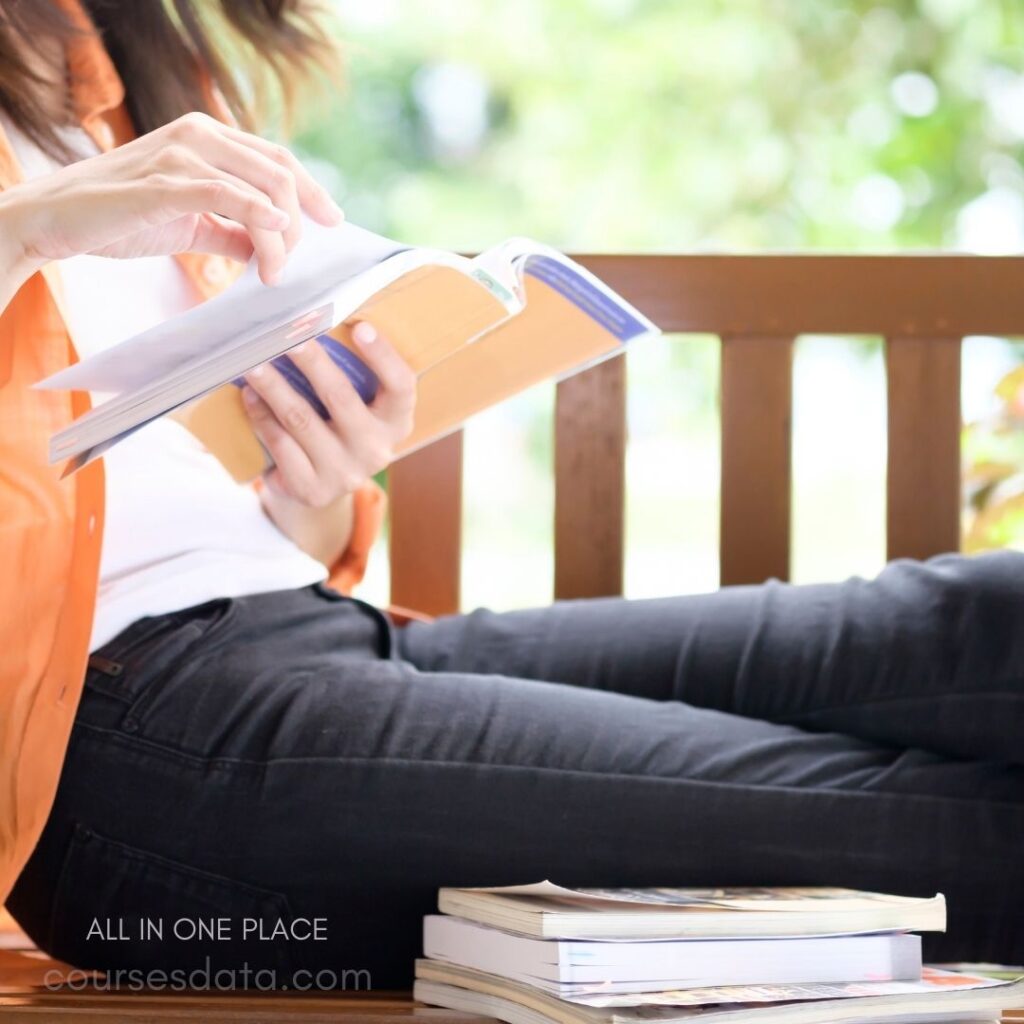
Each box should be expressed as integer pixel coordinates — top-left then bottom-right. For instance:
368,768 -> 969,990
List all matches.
964,362 -> 1024,551
298,0 -> 1024,252
291,0 -> 1024,566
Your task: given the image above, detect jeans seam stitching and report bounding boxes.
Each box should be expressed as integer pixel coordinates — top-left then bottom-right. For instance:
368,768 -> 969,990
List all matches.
781,688 -> 1023,721
70,720 -> 1024,809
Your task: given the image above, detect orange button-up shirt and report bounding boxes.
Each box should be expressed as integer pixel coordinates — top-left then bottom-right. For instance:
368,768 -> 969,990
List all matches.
0,0 -> 383,907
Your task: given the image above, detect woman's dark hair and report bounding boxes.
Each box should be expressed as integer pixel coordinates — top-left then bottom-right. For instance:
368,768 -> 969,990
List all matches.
0,0 -> 337,157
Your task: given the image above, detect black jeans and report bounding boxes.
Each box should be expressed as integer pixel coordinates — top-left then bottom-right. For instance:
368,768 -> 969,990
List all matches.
9,552 -> 1024,989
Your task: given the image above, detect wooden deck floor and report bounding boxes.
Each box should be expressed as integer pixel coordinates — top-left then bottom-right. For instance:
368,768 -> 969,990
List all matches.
0,908 -> 486,1022
2,908 -> 1021,1023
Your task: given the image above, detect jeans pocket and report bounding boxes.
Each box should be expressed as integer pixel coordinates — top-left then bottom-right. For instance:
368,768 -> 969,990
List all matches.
82,598 -> 237,734
47,823 -> 295,983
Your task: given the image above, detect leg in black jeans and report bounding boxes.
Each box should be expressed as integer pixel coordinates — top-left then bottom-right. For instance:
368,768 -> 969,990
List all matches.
9,553 -> 1024,990
400,551 -> 1024,766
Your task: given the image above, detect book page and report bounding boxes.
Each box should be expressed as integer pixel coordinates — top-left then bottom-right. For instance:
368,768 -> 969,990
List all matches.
36,219 -> 409,395
459,880 -> 941,913
566,969 -> 1013,1010
571,888 -> 939,913
417,960 -> 1024,1018
330,264 -> 511,374
399,260 -> 655,454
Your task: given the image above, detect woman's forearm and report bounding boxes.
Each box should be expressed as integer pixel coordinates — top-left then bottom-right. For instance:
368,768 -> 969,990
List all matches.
0,191 -> 44,314
258,485 -> 355,570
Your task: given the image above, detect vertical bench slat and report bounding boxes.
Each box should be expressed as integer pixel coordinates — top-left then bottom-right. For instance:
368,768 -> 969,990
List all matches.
388,431 -> 463,615
885,336 -> 962,562
720,335 -> 794,586
554,357 -> 627,600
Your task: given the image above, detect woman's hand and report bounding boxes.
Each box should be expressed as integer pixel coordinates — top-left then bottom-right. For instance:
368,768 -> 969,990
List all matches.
241,322 -> 416,510
0,111 -> 342,293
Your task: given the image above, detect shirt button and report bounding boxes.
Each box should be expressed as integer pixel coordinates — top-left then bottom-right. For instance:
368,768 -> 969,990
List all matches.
94,122 -> 115,149
203,260 -> 227,285
87,513 -> 97,536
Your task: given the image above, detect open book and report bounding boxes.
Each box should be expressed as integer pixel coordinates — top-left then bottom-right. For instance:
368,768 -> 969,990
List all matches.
37,220 -> 659,480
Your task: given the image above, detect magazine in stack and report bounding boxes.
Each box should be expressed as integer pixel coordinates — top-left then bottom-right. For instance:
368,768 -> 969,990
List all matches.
413,882 -> 1024,1024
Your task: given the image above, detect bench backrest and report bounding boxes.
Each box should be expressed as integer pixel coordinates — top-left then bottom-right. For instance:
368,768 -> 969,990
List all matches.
388,255 -> 1024,615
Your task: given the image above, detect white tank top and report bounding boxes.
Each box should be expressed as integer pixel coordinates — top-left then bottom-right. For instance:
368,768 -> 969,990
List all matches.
1,114 -> 327,650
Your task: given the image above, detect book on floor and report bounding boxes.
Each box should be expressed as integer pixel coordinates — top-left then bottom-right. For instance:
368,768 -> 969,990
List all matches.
423,914 -> 924,995
36,219 -> 658,480
414,960 -> 1024,1024
436,881 -> 948,940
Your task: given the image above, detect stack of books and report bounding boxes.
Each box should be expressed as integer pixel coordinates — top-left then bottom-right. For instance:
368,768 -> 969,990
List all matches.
414,882 -> 1024,1024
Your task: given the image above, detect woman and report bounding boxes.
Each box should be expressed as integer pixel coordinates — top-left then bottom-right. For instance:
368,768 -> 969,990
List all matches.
1,0 -> 1021,991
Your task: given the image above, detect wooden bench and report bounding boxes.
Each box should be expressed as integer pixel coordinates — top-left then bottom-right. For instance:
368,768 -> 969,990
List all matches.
391,253 -> 1024,612
5,254 -> 1024,1016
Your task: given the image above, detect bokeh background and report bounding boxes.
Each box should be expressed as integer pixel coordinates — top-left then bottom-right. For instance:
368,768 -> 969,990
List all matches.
290,0 -> 1024,609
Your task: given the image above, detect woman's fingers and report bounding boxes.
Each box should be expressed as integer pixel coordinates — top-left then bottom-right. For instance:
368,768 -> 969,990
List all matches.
248,226 -> 289,285
16,110 -> 342,270
166,113 -> 344,227
148,142 -> 295,283
148,115 -> 344,281
189,213 -> 255,263
288,323 -> 416,453
218,123 -> 344,228
286,340 -> 389,466
192,132 -> 308,252
154,177 -> 287,284
242,325 -> 417,508
243,362 -> 366,503
153,175 -> 287,232
240,386 -> 319,501
348,322 -> 417,439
